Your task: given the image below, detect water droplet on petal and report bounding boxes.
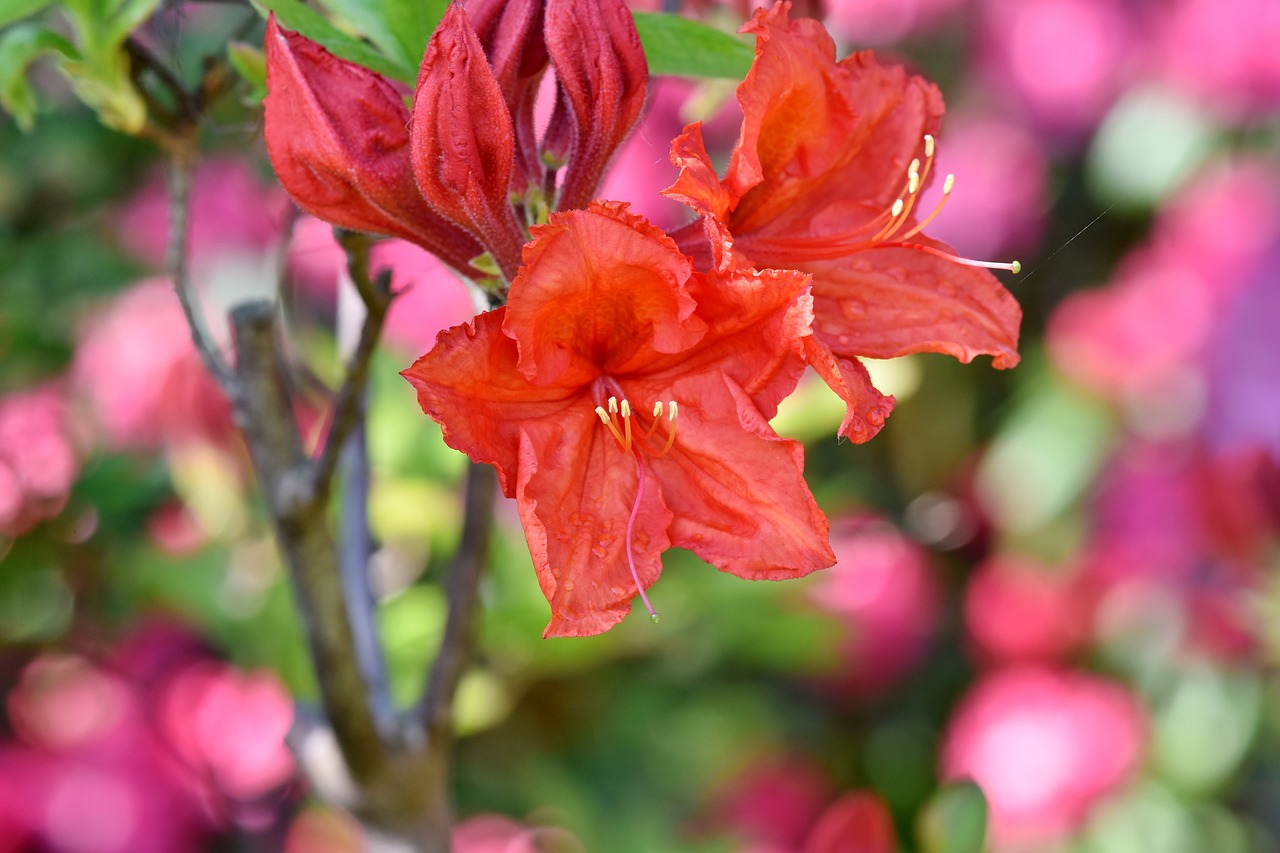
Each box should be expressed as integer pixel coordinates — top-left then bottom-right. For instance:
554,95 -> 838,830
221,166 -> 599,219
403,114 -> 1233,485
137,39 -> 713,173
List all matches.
650,612 -> 662,624
866,407 -> 887,427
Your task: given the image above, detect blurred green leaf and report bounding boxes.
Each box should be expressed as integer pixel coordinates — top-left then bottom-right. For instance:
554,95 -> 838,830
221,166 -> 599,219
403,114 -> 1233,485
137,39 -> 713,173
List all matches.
251,0 -> 415,82
0,24 -> 77,130
918,780 -> 989,853
103,0 -> 162,45
633,12 -> 752,79
0,0 -> 53,29
227,40 -> 268,103
314,0 -> 445,77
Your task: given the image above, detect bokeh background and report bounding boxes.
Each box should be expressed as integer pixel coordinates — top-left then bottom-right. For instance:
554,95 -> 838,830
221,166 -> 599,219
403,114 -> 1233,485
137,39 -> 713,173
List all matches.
2,0 -> 1280,850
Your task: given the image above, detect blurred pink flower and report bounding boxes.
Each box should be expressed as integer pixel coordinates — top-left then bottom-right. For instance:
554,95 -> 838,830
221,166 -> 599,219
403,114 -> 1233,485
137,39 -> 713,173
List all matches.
964,556 -> 1093,666
158,660 -> 295,802
916,111 -> 1048,262
1083,440 -> 1266,661
285,215 -> 477,356
977,0 -> 1134,136
119,158 -> 287,272
1048,159 -> 1280,405
0,652 -> 213,852
452,814 -> 580,852
941,667 -> 1145,845
825,0 -> 964,46
809,518 -> 941,695
1155,0 -> 1280,120
708,755 -> 834,850
72,277 -> 234,453
598,78 -> 698,232
0,385 -> 80,537
801,790 -> 896,853
1207,243 -> 1280,462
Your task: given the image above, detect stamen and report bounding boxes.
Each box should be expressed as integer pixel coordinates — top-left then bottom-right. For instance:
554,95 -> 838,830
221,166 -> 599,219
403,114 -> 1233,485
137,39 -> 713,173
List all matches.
626,451 -> 659,622
657,401 -> 678,456
924,133 -> 935,158
897,173 -> 954,241
645,401 -> 665,438
595,406 -> 627,448
620,399 -> 633,453
872,241 -> 1022,273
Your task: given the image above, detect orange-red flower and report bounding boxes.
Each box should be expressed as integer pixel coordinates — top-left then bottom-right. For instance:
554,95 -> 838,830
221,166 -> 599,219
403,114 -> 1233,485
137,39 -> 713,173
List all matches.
665,2 -> 1022,442
402,201 -> 834,637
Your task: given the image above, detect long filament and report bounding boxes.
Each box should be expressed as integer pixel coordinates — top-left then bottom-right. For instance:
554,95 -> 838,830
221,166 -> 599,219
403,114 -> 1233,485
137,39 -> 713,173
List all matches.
626,451 -> 659,622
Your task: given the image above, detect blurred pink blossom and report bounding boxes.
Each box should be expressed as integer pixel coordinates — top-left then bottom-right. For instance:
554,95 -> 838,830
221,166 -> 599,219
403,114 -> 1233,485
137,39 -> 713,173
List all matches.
286,215 -> 478,356
964,556 -> 1093,666
1082,440 -> 1266,661
825,0 -> 964,46
809,518 -> 941,695
158,660 -> 295,802
1155,0 -> 1280,120
917,111 -> 1048,262
0,385 -> 80,537
977,0 -> 1134,136
599,78 -> 699,232
119,158 -> 287,272
800,790 -> 896,853
709,755 -> 834,851
0,653 -> 213,852
72,277 -> 234,453
941,667 -> 1145,845
452,815 -> 580,852
1048,159 -> 1280,405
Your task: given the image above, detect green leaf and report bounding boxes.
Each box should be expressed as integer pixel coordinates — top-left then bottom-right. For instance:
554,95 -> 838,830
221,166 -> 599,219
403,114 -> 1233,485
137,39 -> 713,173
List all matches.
0,0 -> 54,29
104,0 -> 163,45
633,12 -> 752,79
918,781 -> 989,853
250,0 -> 415,82
0,24 -> 77,130
227,40 -> 267,103
314,0 -> 445,77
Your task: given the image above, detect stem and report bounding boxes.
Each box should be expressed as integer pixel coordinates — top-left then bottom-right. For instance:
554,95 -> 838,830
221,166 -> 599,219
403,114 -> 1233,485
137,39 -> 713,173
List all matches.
167,152 -> 236,389
417,463 -> 498,741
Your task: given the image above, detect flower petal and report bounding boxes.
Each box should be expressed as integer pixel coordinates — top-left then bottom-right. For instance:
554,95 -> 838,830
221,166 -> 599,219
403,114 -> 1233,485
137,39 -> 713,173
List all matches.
802,336 -> 896,443
410,4 -> 527,280
262,17 -> 481,273
400,308 -> 581,498
726,6 -> 943,234
650,372 -> 834,578
807,237 -> 1022,368
503,201 -> 707,387
515,424 -> 673,638
544,0 -> 648,211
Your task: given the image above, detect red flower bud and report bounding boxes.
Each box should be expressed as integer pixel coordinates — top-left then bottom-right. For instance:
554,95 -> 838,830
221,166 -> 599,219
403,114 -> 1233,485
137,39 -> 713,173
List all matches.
262,15 -> 481,275
410,4 -> 528,282
544,0 -> 648,211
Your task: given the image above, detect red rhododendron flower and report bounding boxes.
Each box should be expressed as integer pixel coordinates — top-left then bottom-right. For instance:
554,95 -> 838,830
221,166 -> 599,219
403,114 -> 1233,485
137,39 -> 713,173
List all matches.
665,2 -> 1021,441
403,201 -> 834,636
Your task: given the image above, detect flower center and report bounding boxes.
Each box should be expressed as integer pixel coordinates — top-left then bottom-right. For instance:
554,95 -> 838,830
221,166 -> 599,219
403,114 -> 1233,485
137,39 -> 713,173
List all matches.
593,395 -> 678,457
752,134 -> 1021,275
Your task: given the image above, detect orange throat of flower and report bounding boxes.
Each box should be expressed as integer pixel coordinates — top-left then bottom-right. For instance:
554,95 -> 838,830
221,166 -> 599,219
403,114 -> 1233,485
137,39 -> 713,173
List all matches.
752,134 -> 1022,275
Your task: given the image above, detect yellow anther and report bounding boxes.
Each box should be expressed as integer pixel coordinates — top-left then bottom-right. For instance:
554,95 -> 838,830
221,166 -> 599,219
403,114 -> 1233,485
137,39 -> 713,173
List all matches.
891,198 -> 904,217
908,172 -> 920,195
942,173 -> 955,195
924,134 -> 935,158
620,399 -> 632,418
608,396 -> 618,414
908,158 -> 920,180
668,401 -> 678,421
652,401 -> 664,418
